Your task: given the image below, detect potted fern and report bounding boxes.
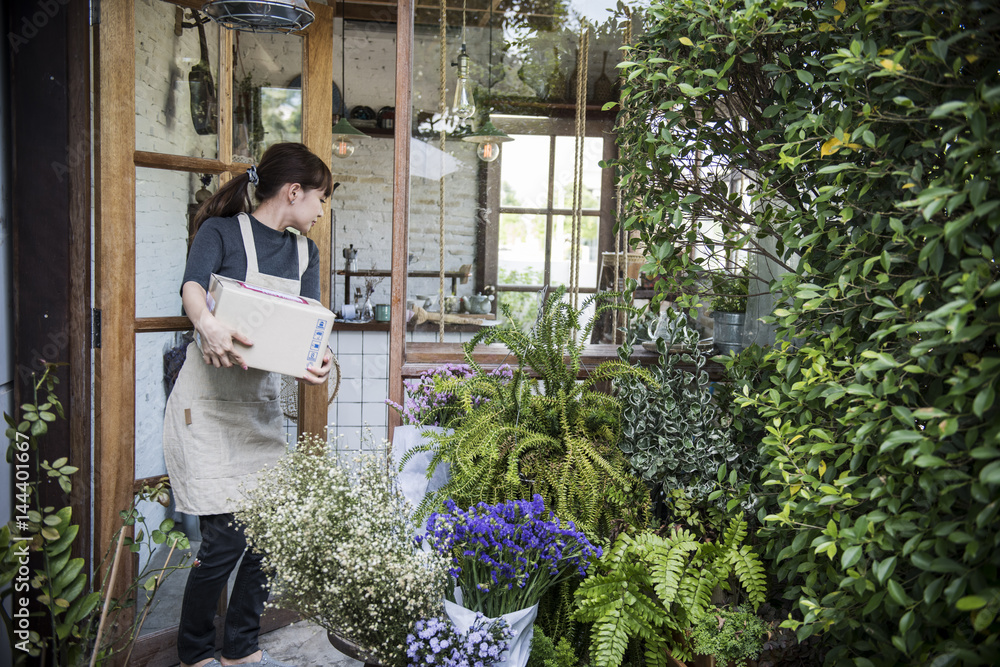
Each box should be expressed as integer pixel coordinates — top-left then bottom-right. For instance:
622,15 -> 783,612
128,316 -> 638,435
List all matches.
403,287 -> 655,539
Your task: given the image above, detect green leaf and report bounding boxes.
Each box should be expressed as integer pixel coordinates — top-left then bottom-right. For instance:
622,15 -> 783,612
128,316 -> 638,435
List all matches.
887,579 -> 913,606
979,461 -> 1000,485
874,557 -> 897,586
841,545 -> 862,569
973,386 -> 995,418
955,595 -> 987,611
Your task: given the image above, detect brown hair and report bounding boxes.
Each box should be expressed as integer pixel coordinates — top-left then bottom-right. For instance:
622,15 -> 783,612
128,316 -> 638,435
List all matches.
192,142 -> 334,231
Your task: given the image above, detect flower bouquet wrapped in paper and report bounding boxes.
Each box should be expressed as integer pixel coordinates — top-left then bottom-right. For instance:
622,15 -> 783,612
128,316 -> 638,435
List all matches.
420,495 -> 601,667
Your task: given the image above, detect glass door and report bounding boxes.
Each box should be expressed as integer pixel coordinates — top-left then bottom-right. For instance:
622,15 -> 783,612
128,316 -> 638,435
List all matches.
94,0 -> 333,658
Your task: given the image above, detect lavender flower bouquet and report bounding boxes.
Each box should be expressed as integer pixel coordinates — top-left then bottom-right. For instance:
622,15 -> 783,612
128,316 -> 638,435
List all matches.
386,363 -> 513,428
405,614 -> 513,667
422,495 -> 602,618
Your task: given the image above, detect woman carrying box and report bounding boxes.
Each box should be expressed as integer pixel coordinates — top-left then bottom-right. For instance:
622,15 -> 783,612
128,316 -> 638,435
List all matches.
163,142 -> 335,667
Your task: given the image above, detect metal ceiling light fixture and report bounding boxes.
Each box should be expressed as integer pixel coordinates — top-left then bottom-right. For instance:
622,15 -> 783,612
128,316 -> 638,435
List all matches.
202,0 -> 315,33
462,119 -> 511,162
462,0 -> 512,162
332,0 -> 367,158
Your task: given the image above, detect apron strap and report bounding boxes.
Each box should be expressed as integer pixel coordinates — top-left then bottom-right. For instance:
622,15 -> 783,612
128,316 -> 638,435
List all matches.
237,213 -> 261,276
297,235 -> 309,279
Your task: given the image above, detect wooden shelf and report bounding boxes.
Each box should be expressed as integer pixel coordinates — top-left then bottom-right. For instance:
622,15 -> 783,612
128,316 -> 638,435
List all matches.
401,343 -> 725,379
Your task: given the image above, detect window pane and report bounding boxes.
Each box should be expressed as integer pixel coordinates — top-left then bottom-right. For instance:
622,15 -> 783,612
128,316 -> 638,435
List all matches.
232,31 -> 303,162
500,135 -> 551,209
135,167 -> 200,318
553,136 -> 605,209
551,214 -> 599,289
135,0 -> 220,157
498,290 -> 543,333
499,213 -> 546,284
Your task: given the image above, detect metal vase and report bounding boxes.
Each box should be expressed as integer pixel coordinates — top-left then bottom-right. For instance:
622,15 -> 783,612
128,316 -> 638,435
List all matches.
712,311 -> 746,355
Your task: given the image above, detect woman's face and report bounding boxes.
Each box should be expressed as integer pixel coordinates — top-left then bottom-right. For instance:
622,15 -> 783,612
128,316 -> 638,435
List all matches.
289,186 -> 327,235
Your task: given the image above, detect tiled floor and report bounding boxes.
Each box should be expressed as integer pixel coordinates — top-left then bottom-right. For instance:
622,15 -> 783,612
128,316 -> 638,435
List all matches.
256,620 -> 364,667
138,540 -> 364,667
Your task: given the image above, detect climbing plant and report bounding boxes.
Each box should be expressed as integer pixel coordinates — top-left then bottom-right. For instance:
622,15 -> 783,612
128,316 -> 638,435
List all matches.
613,0 -> 1000,664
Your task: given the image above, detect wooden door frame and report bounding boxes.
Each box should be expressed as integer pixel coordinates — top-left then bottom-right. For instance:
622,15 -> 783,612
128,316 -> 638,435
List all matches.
94,1 -> 334,661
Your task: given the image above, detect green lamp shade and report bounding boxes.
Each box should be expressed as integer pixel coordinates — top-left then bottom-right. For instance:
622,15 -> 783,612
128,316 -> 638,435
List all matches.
460,119 -> 513,145
332,117 -> 369,138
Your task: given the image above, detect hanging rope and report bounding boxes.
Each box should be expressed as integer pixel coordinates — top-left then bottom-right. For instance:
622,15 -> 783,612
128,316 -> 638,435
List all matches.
612,10 -> 633,345
436,0 -> 452,341
569,25 -> 590,317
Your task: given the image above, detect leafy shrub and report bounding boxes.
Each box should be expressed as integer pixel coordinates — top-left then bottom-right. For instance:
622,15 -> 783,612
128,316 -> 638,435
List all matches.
614,0 -> 1000,663
616,315 -> 747,504
709,271 -> 749,315
690,606 -> 767,667
527,624 -> 581,667
2,365 -> 190,666
386,363 -> 513,428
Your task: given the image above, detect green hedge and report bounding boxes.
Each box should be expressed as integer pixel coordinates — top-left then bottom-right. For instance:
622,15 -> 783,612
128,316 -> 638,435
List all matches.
613,0 -> 1000,663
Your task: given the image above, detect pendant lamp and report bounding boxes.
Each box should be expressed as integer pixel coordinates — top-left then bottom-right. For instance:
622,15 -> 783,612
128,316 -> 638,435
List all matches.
462,0 -> 512,162
461,119 -> 511,163
450,1 -> 475,120
332,0 -> 367,158
202,0 -> 315,33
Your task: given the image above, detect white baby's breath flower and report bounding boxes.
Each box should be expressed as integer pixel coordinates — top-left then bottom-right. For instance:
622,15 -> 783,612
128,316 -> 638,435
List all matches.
236,434 -> 450,665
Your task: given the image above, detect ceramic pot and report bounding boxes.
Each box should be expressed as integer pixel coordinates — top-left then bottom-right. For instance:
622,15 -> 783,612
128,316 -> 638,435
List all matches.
461,294 -> 494,314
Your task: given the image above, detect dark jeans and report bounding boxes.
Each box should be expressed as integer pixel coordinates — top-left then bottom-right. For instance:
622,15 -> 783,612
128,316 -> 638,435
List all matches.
177,513 -> 269,664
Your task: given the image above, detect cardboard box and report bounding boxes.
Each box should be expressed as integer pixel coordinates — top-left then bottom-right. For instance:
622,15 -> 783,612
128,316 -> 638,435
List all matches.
206,274 -> 335,378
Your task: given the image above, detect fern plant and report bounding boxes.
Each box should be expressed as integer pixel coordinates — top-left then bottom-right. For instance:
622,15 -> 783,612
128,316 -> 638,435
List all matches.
406,287 -> 656,539
574,514 -> 766,667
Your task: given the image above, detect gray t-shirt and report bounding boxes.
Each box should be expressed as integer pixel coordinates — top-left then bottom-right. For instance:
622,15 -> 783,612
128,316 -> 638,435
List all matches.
182,214 -> 320,300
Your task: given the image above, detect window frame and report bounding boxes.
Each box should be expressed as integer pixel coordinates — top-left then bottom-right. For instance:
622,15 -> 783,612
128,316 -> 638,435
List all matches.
478,115 -> 618,306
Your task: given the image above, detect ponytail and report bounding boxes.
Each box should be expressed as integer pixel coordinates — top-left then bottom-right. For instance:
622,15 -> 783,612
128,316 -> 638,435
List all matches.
191,142 -> 333,234
192,170 -> 253,233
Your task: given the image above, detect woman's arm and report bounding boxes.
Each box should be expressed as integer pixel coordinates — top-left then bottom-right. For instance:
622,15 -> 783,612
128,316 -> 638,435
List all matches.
182,281 -> 253,369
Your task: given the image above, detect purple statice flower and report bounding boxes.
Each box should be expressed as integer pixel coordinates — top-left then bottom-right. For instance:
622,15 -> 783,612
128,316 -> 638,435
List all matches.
387,364 -> 514,428
423,495 -> 602,617
406,615 -> 512,667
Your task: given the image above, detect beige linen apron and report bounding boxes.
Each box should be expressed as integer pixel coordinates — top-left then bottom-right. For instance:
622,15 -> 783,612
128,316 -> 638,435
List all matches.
164,213 -> 309,515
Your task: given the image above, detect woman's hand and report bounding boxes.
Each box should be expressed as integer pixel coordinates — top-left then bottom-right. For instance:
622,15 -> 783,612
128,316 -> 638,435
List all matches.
197,310 -> 253,369
182,281 -> 253,369
300,348 -> 334,385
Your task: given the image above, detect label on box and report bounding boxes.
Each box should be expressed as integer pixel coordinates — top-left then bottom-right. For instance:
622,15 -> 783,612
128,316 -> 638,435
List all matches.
306,318 -> 328,365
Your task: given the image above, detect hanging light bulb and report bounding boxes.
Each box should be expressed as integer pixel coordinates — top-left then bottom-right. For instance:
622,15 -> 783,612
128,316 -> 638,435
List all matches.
476,141 -> 501,162
331,1 -> 366,159
462,118 -> 512,163
452,44 -> 477,120
332,117 -> 366,159
333,137 -> 355,159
